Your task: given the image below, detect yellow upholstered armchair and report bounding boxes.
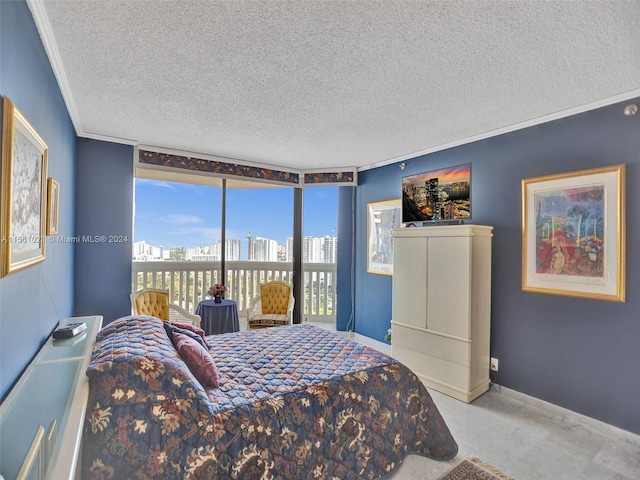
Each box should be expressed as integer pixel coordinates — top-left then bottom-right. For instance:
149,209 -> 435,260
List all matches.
247,281 -> 295,329
130,288 -> 201,327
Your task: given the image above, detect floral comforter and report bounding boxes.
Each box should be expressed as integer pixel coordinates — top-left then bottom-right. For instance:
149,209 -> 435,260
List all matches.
82,317 -> 457,479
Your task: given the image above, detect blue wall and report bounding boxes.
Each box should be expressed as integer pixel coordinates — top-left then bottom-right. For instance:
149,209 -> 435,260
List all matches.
4,0 -> 639,438
348,99 -> 640,434
351,167 -> 398,341
0,0 -> 76,399
74,139 -> 134,323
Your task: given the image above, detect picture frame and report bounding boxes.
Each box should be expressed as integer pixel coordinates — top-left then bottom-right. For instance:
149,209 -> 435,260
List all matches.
46,178 -> 60,236
367,198 -> 401,275
1,96 -> 48,277
522,164 -> 625,302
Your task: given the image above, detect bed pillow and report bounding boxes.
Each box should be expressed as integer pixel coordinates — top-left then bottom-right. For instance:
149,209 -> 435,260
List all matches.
172,331 -> 220,388
97,315 -> 160,341
163,322 -> 210,350
167,321 -> 210,348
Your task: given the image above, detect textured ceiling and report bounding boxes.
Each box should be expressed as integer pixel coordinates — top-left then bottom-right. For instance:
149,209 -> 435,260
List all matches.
28,0 -> 640,171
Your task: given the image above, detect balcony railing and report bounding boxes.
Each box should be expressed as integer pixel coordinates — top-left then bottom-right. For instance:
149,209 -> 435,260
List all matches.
132,261 -> 337,322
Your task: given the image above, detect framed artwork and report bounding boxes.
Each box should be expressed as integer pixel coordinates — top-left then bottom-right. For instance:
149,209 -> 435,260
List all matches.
46,178 -> 60,235
367,198 -> 401,275
1,96 -> 48,277
522,164 -> 625,302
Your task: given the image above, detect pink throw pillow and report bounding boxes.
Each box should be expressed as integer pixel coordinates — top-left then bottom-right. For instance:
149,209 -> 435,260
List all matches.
172,331 -> 219,388
168,321 -> 210,348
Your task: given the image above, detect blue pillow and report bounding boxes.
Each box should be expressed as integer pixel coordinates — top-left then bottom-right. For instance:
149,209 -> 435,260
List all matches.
163,322 -> 209,351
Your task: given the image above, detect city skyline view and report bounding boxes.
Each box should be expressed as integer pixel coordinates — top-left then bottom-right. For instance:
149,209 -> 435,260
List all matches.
133,179 -> 338,261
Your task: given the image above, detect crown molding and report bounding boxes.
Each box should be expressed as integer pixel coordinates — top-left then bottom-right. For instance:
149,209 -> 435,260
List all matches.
358,89 -> 640,172
27,0 -> 83,136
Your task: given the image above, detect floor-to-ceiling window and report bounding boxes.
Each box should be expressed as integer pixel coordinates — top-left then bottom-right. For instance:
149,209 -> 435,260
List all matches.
133,175 -> 338,323
225,184 -> 294,310
132,178 -> 222,310
302,186 -> 338,324
133,178 -> 223,261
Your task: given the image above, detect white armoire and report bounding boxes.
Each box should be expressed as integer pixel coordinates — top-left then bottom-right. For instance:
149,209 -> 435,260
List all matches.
391,225 -> 493,403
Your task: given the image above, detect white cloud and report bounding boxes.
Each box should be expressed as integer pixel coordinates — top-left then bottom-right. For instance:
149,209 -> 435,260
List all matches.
192,227 -> 221,241
170,226 -> 221,244
163,214 -> 202,225
136,178 -> 179,191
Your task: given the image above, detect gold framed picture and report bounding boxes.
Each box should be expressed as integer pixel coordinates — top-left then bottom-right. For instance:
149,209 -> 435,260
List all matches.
367,198 -> 401,276
1,96 -> 48,277
522,164 -> 625,302
46,178 -> 59,236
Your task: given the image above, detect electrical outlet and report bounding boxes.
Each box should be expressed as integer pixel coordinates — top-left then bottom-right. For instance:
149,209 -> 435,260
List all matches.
490,357 -> 499,372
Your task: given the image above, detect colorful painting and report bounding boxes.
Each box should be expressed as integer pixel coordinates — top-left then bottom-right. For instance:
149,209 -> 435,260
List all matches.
522,165 -> 625,302
534,184 -> 605,277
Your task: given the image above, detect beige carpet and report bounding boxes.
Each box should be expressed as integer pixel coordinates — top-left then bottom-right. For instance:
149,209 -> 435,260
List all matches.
438,457 -> 514,480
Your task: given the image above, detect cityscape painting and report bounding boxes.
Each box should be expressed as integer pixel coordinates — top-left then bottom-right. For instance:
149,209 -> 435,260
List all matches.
401,163 -> 471,224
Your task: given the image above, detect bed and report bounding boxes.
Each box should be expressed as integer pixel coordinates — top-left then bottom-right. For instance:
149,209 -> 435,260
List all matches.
81,316 -> 457,479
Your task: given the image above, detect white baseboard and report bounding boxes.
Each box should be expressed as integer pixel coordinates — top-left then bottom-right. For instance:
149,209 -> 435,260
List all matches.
496,385 -> 640,447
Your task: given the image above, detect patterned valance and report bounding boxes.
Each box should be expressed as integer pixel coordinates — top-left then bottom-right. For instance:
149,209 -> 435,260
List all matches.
137,148 -> 358,186
304,171 -> 356,185
138,149 -> 300,185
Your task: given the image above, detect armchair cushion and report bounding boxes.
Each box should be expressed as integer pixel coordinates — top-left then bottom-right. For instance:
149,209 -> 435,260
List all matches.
260,282 -> 291,314
247,281 -> 295,329
132,289 -> 169,320
248,314 -> 289,328
130,289 -> 201,327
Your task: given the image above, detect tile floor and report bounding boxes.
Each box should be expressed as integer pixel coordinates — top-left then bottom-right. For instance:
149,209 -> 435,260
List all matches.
241,320 -> 640,479
348,329 -> 640,480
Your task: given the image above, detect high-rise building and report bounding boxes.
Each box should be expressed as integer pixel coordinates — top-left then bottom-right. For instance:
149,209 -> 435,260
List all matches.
135,235 -> 336,263
211,238 -> 241,261
186,245 -> 214,261
322,235 -> 338,263
226,238 -> 241,261
133,240 -> 164,261
253,237 -> 279,261
285,237 -> 294,262
303,236 -> 324,262
425,178 -> 440,218
246,233 -> 254,261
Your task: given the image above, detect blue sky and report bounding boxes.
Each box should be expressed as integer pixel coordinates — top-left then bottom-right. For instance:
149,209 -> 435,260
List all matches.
134,179 -> 338,251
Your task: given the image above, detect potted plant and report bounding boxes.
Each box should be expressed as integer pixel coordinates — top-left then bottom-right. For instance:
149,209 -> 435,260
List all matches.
207,283 -> 227,303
